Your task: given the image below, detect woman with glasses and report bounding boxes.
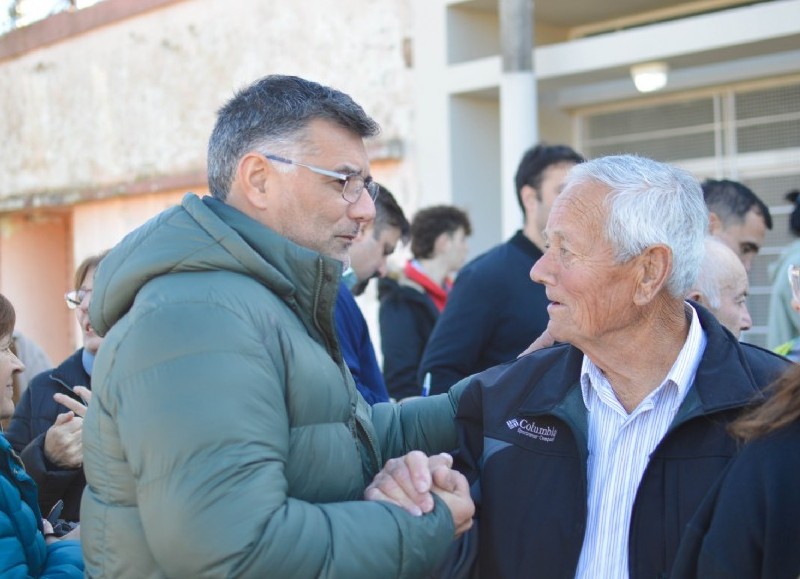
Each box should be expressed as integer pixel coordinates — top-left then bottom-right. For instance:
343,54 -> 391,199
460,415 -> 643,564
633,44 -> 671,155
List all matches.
0,292 -> 83,577
5,250 -> 107,529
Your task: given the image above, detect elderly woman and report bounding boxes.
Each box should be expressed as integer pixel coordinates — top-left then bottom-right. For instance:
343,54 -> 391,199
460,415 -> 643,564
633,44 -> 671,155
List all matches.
6,251 -> 106,526
0,292 -> 83,576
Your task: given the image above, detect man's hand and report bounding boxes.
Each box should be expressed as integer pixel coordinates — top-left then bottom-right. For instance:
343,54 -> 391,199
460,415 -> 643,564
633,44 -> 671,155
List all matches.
44,412 -> 83,468
53,386 -> 91,418
364,451 -> 453,516
430,462 -> 475,537
364,451 -> 475,537
45,387 -> 92,468
518,328 -> 555,358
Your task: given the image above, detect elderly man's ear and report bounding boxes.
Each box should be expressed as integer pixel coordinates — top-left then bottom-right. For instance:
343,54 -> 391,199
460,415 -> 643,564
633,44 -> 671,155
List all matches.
633,245 -> 672,305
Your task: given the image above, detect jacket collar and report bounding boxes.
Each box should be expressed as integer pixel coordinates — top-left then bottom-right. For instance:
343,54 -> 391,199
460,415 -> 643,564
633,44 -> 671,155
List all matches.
203,197 -> 343,353
49,348 -> 92,393
516,302 -> 761,419
509,230 -> 544,260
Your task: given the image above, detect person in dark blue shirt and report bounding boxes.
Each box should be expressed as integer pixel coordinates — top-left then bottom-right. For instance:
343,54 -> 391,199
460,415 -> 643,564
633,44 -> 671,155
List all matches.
335,185 -> 409,404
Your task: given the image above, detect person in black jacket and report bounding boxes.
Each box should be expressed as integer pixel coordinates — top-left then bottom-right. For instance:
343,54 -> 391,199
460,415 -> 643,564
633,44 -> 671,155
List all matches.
6,250 -> 107,524
378,205 -> 471,400
419,143 -> 584,395
671,362 -> 800,579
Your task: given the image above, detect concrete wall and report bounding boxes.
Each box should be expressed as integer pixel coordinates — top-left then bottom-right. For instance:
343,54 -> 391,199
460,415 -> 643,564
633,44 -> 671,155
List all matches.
1,0 -> 415,201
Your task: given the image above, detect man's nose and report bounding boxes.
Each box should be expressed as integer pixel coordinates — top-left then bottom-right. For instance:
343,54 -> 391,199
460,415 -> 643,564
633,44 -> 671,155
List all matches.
530,255 -> 550,285
741,307 -> 753,331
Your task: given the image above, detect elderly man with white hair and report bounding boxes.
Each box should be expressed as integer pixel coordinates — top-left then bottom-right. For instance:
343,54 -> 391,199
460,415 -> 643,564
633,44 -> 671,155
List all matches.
366,154 -> 790,579
687,236 -> 752,339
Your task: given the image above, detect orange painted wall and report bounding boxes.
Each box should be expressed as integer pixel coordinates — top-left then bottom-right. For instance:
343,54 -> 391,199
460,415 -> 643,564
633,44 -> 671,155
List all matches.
0,212 -> 72,362
0,188 -> 194,364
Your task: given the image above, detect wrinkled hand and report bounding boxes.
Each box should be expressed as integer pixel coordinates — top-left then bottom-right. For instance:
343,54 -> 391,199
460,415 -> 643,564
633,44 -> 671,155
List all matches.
45,387 -> 92,468
518,328 -> 556,358
364,451 -> 475,537
44,411 -> 83,468
364,451 -> 453,516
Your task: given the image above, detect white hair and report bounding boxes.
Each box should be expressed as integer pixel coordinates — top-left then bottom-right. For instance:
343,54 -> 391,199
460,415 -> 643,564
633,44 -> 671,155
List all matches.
565,155 -> 708,297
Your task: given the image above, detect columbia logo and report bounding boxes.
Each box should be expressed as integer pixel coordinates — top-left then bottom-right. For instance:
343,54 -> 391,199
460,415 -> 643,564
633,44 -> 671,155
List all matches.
507,417 -> 559,443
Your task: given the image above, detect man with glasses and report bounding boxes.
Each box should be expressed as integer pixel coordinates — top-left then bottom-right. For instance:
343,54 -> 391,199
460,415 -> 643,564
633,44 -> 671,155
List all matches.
81,75 -> 473,578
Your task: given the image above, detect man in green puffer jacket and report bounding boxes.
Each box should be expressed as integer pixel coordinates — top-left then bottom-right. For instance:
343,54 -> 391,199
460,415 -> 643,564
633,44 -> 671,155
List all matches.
80,75 -> 473,578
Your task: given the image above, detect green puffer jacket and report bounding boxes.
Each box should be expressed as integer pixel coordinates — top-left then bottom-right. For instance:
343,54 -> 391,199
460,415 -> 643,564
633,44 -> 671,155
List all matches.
81,193 -> 462,578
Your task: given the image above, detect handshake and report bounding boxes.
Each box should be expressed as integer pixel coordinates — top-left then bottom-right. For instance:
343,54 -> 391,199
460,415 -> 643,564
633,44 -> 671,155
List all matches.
364,451 -> 474,537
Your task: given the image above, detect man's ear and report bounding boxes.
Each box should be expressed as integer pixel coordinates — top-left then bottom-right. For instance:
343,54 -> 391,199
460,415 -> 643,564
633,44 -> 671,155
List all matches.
432,231 -> 452,256
633,244 -> 672,305
235,152 -> 272,210
708,212 -> 722,235
520,184 -> 538,214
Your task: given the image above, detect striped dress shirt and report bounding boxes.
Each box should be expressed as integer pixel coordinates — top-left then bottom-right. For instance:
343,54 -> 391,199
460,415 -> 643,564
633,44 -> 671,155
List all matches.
575,304 -> 707,579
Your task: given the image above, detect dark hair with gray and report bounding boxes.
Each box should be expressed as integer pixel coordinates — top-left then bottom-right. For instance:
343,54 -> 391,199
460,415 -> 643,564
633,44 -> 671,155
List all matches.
373,184 -> 410,241
514,143 -> 585,216
702,179 -> 773,230
565,155 -> 708,297
208,75 -> 380,200
410,205 -> 472,259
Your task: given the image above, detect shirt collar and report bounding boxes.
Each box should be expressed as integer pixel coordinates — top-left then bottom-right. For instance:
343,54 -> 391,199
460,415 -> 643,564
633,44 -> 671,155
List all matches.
580,302 -> 707,410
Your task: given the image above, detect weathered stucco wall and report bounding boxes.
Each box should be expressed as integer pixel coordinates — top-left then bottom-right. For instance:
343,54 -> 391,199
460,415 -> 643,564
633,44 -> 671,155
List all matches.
0,0 -> 415,205
0,0 -> 417,361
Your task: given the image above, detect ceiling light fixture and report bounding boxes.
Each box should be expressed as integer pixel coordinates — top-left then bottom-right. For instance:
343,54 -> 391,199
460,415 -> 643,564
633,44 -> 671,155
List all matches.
630,62 -> 669,93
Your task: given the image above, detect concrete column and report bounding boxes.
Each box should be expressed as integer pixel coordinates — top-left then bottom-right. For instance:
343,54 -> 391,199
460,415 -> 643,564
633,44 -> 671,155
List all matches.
411,0 -> 451,207
499,0 -> 537,238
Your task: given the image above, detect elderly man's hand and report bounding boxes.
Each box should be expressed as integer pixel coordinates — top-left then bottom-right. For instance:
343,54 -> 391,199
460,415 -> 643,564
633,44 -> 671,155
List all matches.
518,328 -> 556,358
44,386 -> 91,469
364,451 -> 454,515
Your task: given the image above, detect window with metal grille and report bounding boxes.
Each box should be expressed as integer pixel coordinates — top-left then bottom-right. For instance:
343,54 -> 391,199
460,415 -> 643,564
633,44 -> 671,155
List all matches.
576,80 -> 800,348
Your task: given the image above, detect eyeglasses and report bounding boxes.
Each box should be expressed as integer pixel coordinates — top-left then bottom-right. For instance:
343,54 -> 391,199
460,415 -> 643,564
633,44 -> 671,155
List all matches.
788,265 -> 800,302
65,289 -> 92,309
263,153 -> 380,205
